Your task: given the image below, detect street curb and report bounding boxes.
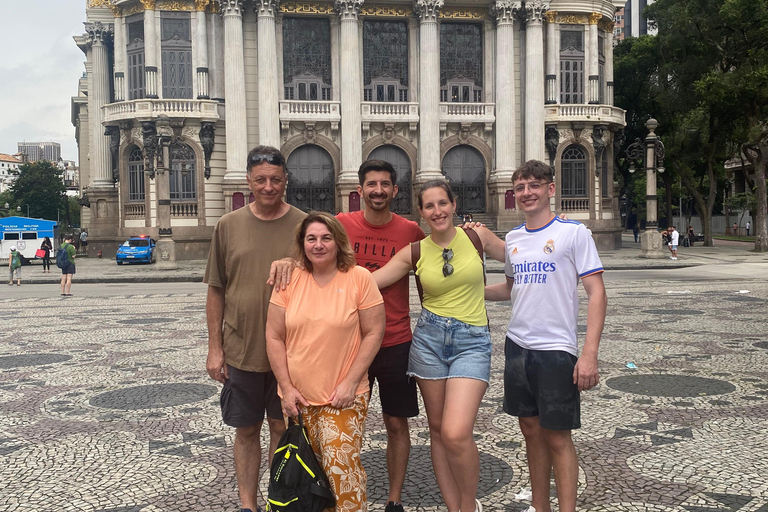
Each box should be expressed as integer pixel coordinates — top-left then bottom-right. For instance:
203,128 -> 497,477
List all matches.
14,262 -> 702,285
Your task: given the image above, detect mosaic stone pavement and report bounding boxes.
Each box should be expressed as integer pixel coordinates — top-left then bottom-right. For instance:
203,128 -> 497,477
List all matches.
1,276 -> 767,511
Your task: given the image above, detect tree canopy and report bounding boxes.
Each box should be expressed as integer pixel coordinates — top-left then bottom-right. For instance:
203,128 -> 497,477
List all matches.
8,160 -> 67,222
615,0 -> 768,250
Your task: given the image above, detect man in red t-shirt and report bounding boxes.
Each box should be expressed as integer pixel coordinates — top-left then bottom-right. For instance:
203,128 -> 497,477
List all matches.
337,160 -> 424,512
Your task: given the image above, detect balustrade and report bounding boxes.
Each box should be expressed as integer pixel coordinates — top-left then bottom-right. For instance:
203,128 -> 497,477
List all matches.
103,98 -> 220,124
124,203 -> 145,217
560,197 -> 590,211
170,202 -> 198,217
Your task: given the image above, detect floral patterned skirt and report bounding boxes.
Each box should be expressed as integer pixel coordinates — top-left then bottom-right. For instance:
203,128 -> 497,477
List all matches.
301,393 -> 369,512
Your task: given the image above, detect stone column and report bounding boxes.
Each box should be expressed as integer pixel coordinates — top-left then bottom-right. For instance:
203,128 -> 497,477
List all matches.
524,0 -> 548,162
86,22 -> 114,189
86,22 -> 119,254
256,0 -> 281,147
154,116 -> 178,268
142,1 -> 159,98
113,15 -> 126,102
195,3 -> 210,99
492,0 -> 520,177
588,12 -> 601,104
605,24 -> 614,105
220,0 -> 248,180
415,0 -> 444,181
544,11 -> 558,104
336,0 -> 364,192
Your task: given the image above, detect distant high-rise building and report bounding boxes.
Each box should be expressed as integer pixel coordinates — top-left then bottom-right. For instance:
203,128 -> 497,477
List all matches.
614,0 -> 656,41
16,141 -> 61,163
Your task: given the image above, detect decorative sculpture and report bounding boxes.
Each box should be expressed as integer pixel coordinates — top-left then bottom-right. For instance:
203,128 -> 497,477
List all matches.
142,121 -> 158,179
199,122 -> 215,179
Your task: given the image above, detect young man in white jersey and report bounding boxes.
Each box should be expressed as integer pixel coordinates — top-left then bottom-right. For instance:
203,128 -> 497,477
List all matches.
485,160 -> 607,512
667,226 -> 679,259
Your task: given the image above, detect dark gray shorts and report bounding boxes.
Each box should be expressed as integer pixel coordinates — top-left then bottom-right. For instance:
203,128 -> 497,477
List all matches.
220,365 -> 283,428
61,263 -> 76,275
503,337 -> 580,430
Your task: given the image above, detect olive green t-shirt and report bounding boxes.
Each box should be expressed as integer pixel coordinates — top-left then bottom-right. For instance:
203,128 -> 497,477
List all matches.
204,204 -> 306,372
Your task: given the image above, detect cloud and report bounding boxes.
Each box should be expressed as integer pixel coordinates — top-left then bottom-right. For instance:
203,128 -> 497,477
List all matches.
0,0 -> 86,161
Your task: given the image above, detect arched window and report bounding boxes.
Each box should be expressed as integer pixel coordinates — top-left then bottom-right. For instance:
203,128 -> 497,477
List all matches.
169,142 -> 196,201
561,145 -> 587,197
282,17 -> 332,101
441,145 -> 486,213
128,146 -> 145,201
440,23 -> 483,103
363,20 -> 409,102
127,14 -> 145,100
286,145 -> 335,212
560,28 -> 584,104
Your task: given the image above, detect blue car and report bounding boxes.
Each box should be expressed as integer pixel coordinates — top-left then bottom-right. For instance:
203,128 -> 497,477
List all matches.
116,236 -> 156,265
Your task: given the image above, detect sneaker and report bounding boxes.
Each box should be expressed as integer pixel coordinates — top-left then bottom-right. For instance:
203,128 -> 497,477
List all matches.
523,507 -> 537,512
385,502 -> 404,512
475,499 -> 483,512
672,257 -> 678,260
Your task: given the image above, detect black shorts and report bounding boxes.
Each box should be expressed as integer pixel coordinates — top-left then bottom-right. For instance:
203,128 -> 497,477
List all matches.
220,365 -> 283,428
503,337 -> 580,430
61,263 -> 76,275
368,341 -> 419,418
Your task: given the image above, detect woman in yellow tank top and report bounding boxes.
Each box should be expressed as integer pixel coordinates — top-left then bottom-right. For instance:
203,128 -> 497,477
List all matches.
374,180 -> 500,512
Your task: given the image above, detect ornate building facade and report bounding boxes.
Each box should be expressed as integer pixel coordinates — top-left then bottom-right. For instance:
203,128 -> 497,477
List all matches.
72,0 -> 626,260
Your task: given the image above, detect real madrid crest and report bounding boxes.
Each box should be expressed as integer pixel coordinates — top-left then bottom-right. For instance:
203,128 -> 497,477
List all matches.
543,239 -> 555,254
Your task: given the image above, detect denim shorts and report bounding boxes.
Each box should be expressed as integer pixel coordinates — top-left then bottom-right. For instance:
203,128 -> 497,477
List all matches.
408,309 -> 492,384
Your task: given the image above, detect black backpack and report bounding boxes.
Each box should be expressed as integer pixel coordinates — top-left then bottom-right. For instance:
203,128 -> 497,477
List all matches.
56,245 -> 69,269
267,413 -> 335,512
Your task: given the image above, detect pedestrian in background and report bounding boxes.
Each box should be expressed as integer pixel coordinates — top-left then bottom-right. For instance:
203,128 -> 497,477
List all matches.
632,224 -> 639,243
667,226 -> 679,260
8,246 -> 22,286
687,226 -> 695,247
746,221 -> 751,237
41,236 -> 53,273
79,230 -> 88,254
60,235 -> 76,296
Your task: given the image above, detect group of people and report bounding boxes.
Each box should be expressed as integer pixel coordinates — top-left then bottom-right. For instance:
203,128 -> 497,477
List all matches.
204,146 -> 607,512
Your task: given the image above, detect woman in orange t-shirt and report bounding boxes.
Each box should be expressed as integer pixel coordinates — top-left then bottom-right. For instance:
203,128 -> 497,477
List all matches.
266,211 -> 386,512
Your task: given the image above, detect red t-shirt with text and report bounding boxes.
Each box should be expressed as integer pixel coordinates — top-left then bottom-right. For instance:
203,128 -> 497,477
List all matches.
337,211 -> 425,347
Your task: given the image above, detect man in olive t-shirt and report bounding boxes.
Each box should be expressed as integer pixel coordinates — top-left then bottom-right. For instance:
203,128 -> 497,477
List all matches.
204,146 -> 305,512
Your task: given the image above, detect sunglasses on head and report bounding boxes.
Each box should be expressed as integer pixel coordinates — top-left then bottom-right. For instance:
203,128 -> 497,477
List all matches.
248,154 -> 285,167
442,248 -> 454,277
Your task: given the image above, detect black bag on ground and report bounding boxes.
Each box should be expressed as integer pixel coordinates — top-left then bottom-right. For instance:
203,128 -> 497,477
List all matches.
267,412 -> 335,512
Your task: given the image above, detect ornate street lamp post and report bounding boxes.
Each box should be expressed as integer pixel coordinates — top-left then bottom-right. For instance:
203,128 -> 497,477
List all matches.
626,118 -> 667,258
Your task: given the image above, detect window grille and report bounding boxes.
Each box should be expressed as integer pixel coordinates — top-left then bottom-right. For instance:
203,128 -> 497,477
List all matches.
169,143 -> 197,201
560,28 -> 584,104
363,20 -> 409,102
561,145 -> 588,197
161,14 -> 192,99
128,146 -> 145,201
283,17 -> 332,100
127,17 -> 145,100
440,23 -> 483,102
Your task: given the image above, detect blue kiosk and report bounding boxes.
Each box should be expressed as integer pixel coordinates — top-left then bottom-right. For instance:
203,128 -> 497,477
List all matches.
0,217 -> 59,263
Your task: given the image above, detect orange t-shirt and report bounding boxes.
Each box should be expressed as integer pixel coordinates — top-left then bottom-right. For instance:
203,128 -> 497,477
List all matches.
269,265 -> 384,406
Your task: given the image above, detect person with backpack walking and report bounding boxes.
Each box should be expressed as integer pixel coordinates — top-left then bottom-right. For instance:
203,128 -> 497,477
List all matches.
266,212 -> 385,512
41,236 -> 53,273
8,246 -> 22,286
59,235 -> 77,296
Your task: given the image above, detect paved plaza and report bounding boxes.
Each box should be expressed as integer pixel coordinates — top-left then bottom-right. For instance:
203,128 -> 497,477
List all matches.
1,237 -> 768,511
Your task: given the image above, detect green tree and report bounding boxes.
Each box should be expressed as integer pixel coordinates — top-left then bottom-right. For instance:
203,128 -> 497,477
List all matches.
9,161 -> 67,222
648,0 -> 768,250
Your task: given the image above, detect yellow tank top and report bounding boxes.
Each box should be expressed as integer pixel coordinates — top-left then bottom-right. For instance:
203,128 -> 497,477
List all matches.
416,229 -> 487,326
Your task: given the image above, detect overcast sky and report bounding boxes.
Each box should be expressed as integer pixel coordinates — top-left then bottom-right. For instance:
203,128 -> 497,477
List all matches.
0,0 -> 86,162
